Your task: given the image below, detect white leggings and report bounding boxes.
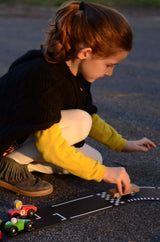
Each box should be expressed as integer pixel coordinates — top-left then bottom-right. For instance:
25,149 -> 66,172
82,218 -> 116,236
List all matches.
7,110 -> 103,174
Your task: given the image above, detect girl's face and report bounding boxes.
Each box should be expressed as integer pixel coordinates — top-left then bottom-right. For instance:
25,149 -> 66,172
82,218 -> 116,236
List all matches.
78,50 -> 129,83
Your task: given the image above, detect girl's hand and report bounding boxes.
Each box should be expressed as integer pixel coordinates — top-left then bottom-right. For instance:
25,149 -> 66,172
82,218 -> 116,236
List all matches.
122,137 -> 156,152
103,167 -> 131,195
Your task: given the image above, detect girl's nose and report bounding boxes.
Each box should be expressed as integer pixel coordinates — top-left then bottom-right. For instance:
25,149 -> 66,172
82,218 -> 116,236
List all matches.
105,66 -> 114,77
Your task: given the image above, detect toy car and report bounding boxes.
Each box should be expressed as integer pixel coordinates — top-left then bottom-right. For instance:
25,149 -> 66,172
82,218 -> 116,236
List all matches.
4,217 -> 34,237
107,183 -> 140,199
8,200 -> 37,218
0,219 -> 2,240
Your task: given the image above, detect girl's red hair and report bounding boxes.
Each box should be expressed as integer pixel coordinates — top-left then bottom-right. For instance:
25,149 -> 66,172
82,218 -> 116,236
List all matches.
42,1 -> 133,62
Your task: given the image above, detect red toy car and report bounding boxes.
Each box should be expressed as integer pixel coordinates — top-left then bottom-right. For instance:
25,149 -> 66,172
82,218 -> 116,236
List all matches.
8,200 -> 37,218
0,219 -> 2,239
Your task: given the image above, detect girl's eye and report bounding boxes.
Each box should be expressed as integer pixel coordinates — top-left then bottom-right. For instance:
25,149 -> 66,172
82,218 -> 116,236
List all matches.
106,65 -> 113,68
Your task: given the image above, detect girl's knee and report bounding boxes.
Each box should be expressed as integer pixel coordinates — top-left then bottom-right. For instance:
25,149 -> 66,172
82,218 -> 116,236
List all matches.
97,151 -> 103,164
75,110 -> 92,139
60,109 -> 92,144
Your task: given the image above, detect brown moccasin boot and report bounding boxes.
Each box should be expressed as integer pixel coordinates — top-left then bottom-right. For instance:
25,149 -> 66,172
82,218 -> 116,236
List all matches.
0,156 -> 53,197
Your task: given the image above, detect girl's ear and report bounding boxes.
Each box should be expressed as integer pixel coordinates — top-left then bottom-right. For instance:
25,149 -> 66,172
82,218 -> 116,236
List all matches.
77,47 -> 92,59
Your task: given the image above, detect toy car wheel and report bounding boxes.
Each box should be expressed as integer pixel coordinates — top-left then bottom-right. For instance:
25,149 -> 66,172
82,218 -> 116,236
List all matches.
116,194 -> 122,199
131,191 -> 136,197
13,213 -> 20,218
27,209 -> 35,218
25,221 -> 34,232
1,220 -> 8,229
8,226 -> 18,236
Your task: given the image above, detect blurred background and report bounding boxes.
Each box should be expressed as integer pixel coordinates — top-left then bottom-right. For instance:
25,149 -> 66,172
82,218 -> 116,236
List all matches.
0,0 -> 160,8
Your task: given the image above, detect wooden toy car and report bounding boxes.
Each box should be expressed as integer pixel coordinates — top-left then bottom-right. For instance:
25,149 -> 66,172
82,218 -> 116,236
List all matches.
0,219 -> 2,239
4,217 -> 34,237
8,200 -> 37,218
107,183 -> 140,199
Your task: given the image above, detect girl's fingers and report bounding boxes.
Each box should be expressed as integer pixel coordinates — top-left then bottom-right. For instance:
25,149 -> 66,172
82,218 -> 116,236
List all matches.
117,173 -> 131,195
117,182 -> 123,195
149,142 -> 156,148
137,138 -> 156,149
146,144 -> 151,150
117,182 -> 131,195
141,138 -> 156,147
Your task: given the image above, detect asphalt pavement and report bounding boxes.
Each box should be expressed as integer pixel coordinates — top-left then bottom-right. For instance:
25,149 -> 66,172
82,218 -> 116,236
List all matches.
0,4 -> 160,242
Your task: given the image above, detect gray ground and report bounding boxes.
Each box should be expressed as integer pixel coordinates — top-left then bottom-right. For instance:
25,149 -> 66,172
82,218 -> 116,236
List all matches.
0,4 -> 160,242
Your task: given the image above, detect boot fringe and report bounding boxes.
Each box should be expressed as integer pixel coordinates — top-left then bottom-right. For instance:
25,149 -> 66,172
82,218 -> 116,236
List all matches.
0,156 -> 31,182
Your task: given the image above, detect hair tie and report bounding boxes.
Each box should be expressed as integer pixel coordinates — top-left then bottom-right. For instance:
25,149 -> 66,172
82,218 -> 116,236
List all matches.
79,1 -> 85,11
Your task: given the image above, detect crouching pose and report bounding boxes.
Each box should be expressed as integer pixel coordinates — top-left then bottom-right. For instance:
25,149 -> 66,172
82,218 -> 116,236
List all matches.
0,1 -> 156,197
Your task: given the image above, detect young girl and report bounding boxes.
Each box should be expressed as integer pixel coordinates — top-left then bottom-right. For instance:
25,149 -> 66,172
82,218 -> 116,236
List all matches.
0,1 -> 156,197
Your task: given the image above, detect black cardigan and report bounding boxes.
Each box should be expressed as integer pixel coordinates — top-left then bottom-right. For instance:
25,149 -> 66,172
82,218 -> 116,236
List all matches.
0,49 -> 97,155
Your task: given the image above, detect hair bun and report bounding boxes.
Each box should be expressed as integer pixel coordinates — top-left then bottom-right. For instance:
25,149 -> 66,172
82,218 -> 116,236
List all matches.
79,1 -> 85,11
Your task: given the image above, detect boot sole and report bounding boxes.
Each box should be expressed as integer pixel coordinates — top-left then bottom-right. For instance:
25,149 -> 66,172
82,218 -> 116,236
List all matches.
0,180 -> 53,197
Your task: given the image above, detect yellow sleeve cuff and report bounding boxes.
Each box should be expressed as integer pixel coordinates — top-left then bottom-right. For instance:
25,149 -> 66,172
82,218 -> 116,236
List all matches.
34,123 -> 106,182
89,113 -> 127,152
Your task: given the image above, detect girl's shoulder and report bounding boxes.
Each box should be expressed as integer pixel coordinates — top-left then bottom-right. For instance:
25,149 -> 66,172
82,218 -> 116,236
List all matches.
8,49 -> 43,71
0,49 -> 68,93
7,49 -> 68,83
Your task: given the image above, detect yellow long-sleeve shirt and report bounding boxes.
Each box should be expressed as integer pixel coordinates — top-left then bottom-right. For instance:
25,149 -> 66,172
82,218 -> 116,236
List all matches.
34,113 -> 127,182
89,114 -> 127,152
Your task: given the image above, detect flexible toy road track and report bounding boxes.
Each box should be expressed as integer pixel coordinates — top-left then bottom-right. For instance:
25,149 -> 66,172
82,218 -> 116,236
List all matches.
1,186 -> 160,240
